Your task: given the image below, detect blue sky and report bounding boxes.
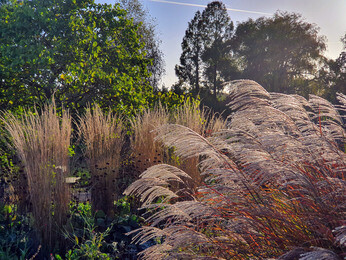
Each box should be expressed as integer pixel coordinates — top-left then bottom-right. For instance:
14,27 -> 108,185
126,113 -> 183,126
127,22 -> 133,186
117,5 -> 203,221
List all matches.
96,0 -> 346,88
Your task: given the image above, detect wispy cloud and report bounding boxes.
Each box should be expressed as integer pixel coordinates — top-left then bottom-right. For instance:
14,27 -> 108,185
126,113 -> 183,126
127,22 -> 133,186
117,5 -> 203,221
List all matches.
150,0 -> 272,16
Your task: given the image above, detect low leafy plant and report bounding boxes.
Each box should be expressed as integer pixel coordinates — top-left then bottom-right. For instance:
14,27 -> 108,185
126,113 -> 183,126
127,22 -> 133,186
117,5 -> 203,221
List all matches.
61,202 -> 113,259
0,203 -> 37,259
61,198 -> 150,259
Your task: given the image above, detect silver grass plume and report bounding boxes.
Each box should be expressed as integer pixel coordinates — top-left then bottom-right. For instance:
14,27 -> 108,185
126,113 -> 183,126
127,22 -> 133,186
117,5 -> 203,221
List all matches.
125,80 -> 345,259
308,94 -> 345,143
336,92 -> 346,121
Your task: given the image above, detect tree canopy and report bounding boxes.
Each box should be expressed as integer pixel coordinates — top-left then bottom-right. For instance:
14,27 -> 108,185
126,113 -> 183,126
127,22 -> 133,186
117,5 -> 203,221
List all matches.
319,34 -> 346,102
118,0 -> 165,90
233,12 -> 327,94
175,7 -> 333,103
201,1 -> 237,98
0,0 -> 152,114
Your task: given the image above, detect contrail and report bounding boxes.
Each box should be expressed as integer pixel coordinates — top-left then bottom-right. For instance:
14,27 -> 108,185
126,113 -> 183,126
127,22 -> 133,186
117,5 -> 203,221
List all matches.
150,0 -> 272,15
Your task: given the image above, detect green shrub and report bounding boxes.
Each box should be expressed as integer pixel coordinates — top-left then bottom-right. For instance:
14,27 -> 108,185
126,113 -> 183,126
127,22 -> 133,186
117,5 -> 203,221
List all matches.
0,204 -> 36,259
62,203 -> 112,260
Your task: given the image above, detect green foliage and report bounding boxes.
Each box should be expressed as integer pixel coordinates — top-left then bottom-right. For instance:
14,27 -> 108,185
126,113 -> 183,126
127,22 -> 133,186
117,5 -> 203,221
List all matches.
318,34 -> 346,103
0,204 -> 33,259
61,199 -> 144,259
0,0 -> 152,115
150,90 -> 195,109
62,203 -> 112,259
118,0 -> 165,89
0,119 -> 19,178
175,10 -> 204,92
200,1 -> 238,98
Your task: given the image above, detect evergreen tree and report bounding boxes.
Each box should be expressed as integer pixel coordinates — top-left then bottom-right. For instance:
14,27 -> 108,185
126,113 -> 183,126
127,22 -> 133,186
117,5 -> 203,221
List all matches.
201,1 -> 236,98
175,1 -> 237,97
175,10 -> 203,92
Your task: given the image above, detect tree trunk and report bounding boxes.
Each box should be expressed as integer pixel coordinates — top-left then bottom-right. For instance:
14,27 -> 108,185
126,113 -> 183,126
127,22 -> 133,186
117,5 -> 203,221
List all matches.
195,48 -> 200,92
213,63 -> 217,99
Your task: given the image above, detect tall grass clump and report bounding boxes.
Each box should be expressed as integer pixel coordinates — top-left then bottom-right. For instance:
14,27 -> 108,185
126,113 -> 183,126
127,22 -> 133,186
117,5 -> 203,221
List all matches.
1,102 -> 72,251
130,104 -> 170,177
130,101 -> 226,190
78,105 -> 125,216
125,80 -> 345,259
173,99 -> 226,136
172,100 -> 226,187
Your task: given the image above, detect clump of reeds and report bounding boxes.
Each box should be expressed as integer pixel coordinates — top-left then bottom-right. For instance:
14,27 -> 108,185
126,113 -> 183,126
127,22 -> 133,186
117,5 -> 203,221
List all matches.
125,80 -> 345,259
1,102 -> 72,251
78,104 -> 125,216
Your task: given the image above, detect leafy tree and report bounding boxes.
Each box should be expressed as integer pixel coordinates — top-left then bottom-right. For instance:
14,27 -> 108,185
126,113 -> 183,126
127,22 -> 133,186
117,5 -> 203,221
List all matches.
0,0 -> 152,115
118,0 -> 165,89
233,12 -> 326,94
175,10 -> 204,93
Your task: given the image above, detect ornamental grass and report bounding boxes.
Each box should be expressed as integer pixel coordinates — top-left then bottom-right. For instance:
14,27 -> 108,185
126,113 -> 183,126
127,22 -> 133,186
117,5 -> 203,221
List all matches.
1,102 -> 72,252
125,80 -> 345,259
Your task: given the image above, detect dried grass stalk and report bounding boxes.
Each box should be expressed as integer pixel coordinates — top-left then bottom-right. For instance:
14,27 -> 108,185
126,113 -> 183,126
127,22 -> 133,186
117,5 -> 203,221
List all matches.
171,100 -> 226,188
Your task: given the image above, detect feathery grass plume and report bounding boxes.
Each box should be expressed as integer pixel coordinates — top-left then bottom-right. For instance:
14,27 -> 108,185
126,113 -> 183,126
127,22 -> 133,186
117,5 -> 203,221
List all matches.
337,92 -> 346,115
1,102 -> 72,252
130,104 -> 170,177
78,104 -> 124,216
172,98 -> 226,137
125,80 -> 345,259
309,94 -> 345,145
171,100 -> 226,187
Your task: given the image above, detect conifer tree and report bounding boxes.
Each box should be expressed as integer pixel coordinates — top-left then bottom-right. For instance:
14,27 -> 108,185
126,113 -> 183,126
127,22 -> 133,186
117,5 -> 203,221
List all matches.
175,1 -> 237,97
200,1 -> 236,98
175,10 -> 203,92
